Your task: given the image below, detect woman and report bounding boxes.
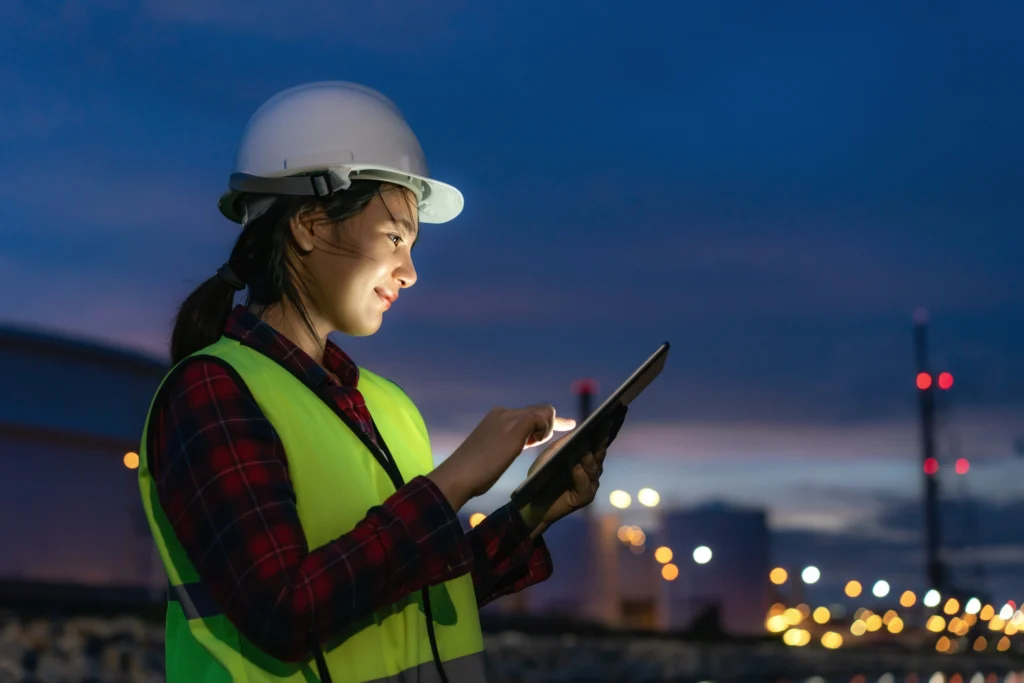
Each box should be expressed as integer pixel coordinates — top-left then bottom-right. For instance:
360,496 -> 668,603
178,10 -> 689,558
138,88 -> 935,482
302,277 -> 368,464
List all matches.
137,81 -> 608,683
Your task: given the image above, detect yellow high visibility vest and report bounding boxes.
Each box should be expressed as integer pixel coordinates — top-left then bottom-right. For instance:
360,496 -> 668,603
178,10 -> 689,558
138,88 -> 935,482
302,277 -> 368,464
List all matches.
138,336 -> 485,682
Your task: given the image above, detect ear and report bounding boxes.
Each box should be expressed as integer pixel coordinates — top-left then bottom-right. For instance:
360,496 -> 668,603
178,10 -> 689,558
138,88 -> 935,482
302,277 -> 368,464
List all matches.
288,208 -> 317,254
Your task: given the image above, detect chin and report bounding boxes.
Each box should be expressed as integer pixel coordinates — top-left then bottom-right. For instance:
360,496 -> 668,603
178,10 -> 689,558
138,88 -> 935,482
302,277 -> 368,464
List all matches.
338,317 -> 383,338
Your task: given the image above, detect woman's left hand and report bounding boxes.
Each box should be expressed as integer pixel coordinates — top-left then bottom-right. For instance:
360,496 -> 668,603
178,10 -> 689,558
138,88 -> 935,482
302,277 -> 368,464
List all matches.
518,433 -> 608,537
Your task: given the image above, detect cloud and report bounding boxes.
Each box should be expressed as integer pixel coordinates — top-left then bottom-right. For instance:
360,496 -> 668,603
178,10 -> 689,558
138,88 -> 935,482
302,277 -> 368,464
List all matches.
877,497 -> 1024,549
0,254 -> 174,358
605,412 -> 1024,462
943,545 -> 1024,568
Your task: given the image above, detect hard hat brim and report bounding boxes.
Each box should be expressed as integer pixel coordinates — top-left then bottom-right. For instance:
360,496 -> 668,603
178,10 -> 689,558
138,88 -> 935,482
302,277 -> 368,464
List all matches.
218,165 -> 464,226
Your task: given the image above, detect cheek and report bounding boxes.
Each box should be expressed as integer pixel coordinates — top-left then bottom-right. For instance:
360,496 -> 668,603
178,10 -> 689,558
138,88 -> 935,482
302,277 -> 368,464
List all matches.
329,260 -> 384,303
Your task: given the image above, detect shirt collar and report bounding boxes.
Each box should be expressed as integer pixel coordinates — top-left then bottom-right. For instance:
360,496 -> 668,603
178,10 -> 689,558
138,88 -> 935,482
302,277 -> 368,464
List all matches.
222,305 -> 360,390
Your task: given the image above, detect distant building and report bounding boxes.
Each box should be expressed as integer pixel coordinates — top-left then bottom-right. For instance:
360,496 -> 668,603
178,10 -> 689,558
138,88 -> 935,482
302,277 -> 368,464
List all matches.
660,502 -> 772,636
0,325 -> 167,597
491,514 -> 591,617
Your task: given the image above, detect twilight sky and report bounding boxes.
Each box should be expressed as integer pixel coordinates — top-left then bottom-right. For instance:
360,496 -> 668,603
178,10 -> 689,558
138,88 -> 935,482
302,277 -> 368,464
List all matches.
1,1 -> 1023,587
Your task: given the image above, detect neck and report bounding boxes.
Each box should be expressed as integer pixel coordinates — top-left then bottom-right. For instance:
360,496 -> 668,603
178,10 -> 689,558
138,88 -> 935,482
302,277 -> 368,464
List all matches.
255,303 -> 328,366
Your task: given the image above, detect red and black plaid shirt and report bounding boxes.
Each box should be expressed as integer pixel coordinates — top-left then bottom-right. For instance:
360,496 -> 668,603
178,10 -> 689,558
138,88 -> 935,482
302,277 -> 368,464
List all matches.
147,305 -> 551,662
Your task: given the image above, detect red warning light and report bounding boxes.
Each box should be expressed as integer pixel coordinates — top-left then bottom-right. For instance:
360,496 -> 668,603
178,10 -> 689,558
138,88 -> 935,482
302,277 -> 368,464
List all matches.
571,379 -> 599,395
938,372 -> 954,390
924,457 -> 939,475
955,458 -> 969,475
916,372 -> 932,390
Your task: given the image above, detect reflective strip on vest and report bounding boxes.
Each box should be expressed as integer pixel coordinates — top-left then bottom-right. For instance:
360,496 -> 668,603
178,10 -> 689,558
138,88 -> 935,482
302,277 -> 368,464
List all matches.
168,581 -> 487,683
361,653 -> 487,683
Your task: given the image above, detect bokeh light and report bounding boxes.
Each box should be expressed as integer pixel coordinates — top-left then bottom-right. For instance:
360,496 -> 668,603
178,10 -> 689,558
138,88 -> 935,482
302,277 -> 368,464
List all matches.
637,488 -> 660,507
820,631 -> 843,649
609,490 -> 631,508
692,545 -> 712,564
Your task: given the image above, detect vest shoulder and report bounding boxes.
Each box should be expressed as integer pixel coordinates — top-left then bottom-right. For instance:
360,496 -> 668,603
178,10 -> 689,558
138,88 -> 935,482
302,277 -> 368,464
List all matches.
359,368 -> 409,398
359,370 -> 427,432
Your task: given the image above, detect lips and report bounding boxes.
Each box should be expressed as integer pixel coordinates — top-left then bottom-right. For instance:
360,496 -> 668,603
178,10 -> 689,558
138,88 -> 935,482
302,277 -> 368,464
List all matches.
375,288 -> 397,310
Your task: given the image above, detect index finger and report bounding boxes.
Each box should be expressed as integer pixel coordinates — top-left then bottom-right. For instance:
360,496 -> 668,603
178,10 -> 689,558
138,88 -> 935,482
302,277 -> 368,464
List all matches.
552,416 -> 576,432
524,409 -> 574,448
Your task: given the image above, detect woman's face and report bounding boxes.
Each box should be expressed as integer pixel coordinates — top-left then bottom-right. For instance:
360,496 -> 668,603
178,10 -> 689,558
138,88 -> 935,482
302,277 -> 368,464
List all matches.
295,186 -> 419,337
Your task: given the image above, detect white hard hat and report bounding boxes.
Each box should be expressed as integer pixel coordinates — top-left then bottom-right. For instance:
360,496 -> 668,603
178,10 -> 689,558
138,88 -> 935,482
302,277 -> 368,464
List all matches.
218,81 -> 463,225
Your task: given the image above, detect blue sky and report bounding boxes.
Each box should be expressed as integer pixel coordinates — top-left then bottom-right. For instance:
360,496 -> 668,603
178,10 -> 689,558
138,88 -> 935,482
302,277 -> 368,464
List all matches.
2,1 -> 1023,587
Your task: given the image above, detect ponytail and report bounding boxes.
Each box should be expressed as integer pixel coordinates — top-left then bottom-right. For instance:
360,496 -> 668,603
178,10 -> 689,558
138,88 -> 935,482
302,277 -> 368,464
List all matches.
170,270 -> 241,364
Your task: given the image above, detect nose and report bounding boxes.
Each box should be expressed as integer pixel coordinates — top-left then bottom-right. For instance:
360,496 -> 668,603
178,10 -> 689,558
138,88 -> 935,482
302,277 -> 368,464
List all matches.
395,255 -> 417,288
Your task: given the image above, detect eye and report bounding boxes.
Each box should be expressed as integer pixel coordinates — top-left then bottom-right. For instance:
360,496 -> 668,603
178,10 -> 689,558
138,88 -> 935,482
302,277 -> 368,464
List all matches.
387,233 -> 403,247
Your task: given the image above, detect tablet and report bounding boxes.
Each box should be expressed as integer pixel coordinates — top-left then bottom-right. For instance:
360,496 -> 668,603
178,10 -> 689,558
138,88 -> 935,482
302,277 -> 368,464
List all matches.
509,342 -> 670,508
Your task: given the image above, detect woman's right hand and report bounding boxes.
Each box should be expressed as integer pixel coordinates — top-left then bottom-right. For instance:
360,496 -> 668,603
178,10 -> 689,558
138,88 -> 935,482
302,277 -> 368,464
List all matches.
428,405 -> 575,511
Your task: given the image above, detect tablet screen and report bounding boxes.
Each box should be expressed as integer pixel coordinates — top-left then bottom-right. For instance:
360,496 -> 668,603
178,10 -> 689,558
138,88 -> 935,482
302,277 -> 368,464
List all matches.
509,342 -> 670,508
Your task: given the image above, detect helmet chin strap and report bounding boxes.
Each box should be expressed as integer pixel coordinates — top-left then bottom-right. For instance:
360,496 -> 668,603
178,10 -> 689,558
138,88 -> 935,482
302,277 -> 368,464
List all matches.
240,195 -> 279,226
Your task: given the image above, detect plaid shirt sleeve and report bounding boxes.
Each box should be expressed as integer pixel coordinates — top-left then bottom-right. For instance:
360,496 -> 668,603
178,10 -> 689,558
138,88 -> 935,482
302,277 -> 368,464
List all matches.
150,358 -> 475,663
149,357 -> 550,663
467,504 -> 552,606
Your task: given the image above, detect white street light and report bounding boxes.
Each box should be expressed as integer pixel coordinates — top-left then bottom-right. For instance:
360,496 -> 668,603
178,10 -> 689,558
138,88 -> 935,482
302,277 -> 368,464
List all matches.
637,488 -> 661,507
609,490 -> 631,509
693,545 -> 712,564
872,580 -> 890,598
923,589 -> 941,608
801,566 -> 820,584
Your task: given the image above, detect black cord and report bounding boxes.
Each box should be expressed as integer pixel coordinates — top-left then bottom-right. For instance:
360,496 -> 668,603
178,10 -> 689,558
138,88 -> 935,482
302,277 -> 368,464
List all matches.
310,633 -> 333,683
422,588 -> 450,683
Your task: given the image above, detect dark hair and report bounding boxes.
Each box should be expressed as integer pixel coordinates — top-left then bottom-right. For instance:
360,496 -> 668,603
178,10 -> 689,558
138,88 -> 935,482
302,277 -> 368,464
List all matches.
170,179 -> 393,364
